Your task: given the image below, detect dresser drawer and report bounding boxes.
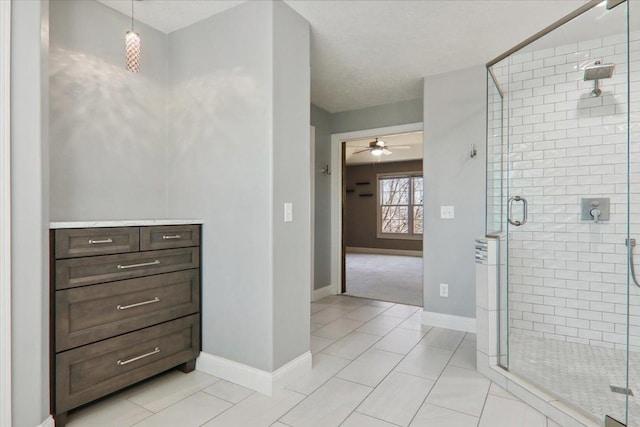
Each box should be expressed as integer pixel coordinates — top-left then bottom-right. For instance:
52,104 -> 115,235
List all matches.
140,225 -> 200,251
55,247 -> 199,290
55,270 -> 199,351
55,314 -> 199,413
55,227 -> 139,259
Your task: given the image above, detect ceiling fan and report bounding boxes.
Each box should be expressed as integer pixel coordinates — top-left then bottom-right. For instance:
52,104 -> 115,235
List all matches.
352,138 -> 411,157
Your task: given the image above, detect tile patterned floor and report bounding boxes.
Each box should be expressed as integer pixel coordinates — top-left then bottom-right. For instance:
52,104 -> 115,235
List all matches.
67,295 -> 555,427
510,333 -> 638,426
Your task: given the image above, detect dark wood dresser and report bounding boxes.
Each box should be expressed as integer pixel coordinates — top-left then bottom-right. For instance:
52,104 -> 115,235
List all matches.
49,223 -> 202,426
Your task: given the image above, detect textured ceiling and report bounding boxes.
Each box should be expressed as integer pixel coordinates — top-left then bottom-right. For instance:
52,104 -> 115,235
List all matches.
97,0 -> 246,33
286,0 -> 586,112
98,0 -> 589,112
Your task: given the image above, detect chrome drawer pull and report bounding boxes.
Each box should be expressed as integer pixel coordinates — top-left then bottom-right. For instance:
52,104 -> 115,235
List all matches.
162,234 -> 182,240
117,260 -> 160,270
88,238 -> 113,244
117,347 -> 160,366
117,297 -> 160,310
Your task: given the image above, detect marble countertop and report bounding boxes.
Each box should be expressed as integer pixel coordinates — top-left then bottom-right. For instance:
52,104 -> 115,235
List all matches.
50,219 -> 203,229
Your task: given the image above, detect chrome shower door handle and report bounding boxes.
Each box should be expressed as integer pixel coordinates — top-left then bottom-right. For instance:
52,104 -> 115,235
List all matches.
508,196 -> 528,226
626,238 -> 640,289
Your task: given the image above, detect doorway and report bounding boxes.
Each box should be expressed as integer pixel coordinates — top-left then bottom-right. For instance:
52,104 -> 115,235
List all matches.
343,132 -> 423,306
330,123 -> 424,307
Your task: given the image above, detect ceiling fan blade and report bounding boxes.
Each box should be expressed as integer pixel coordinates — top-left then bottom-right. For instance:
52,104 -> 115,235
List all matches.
382,148 -> 393,155
352,149 -> 371,155
387,145 -> 412,149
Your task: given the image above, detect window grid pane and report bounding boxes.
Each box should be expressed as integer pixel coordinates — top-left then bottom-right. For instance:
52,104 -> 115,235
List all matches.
381,178 -> 410,205
379,174 -> 423,236
413,206 -> 423,234
413,177 -> 423,205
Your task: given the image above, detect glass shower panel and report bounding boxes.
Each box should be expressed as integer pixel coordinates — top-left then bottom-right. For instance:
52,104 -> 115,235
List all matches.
487,70 -> 505,236
626,0 -> 640,425
487,60 -> 510,368
493,2 -> 630,424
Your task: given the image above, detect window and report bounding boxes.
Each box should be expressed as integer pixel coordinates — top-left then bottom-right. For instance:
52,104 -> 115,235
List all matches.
377,173 -> 423,239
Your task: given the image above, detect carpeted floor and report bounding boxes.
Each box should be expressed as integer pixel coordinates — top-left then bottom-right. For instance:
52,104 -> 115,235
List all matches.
344,253 -> 423,307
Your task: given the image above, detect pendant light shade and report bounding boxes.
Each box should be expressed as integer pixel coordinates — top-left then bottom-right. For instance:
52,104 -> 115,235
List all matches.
125,30 -> 141,73
125,0 -> 140,73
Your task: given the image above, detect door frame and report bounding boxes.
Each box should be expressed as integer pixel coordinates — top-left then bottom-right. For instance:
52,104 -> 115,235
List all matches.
310,125 -> 315,301
0,1 -> 12,425
329,122 -> 423,295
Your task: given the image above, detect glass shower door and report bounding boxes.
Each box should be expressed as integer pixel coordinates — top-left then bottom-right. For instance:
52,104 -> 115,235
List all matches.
625,0 -> 639,425
492,1 -> 631,424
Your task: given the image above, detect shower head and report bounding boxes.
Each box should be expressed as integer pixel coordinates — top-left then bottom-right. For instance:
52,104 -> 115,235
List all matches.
583,61 -> 615,81
583,60 -> 615,97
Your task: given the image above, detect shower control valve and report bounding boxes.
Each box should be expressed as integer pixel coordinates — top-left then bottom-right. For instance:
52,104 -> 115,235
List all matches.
581,198 -> 610,223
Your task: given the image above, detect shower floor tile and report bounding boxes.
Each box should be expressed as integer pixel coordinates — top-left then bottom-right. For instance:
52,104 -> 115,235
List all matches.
509,333 -> 638,425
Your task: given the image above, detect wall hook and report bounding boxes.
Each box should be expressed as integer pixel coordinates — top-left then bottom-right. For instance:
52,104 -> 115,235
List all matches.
321,164 -> 331,175
470,144 -> 477,158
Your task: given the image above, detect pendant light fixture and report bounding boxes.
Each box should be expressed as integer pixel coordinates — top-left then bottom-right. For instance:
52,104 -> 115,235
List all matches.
125,0 -> 141,73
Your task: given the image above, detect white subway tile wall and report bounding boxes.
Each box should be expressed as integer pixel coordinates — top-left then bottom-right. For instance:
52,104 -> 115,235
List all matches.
488,30 -> 640,352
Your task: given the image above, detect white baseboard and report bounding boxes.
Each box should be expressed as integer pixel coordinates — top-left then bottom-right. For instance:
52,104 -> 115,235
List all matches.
196,351 -> 311,395
312,285 -> 333,302
40,415 -> 55,427
346,247 -> 423,257
272,351 -> 312,390
422,311 -> 476,333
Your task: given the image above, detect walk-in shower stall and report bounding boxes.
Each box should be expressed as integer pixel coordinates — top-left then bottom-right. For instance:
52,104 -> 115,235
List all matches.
486,0 -> 638,425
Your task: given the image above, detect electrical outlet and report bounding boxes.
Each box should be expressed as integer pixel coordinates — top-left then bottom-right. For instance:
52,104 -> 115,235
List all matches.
440,283 -> 449,297
440,206 -> 454,219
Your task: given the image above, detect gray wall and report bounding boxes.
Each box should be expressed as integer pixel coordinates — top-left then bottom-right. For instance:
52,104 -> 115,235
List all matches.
10,1 -> 50,425
310,104 -> 331,290
345,160 -> 423,251
167,1 -> 274,372
49,0 -> 169,221
272,1 -> 310,369
331,98 -> 423,134
423,66 -> 485,318
167,0 -> 310,372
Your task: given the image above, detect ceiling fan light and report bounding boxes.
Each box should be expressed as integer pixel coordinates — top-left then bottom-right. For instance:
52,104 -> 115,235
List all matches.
371,148 -> 383,156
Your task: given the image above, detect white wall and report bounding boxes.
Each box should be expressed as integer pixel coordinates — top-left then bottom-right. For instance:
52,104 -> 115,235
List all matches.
272,0 -> 311,369
167,1 -> 274,372
10,1 -> 50,425
49,0 -> 169,221
423,66 -> 486,319
167,0 -> 310,372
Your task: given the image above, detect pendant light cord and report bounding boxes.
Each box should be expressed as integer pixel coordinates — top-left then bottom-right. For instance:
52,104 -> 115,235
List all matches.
131,0 -> 134,31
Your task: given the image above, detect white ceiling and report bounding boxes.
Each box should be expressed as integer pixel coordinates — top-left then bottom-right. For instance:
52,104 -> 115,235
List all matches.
98,0 -> 589,112
345,132 -> 423,165
97,0 -> 246,33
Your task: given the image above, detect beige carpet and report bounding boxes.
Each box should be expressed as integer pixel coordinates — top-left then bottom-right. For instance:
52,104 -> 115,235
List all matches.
344,253 -> 423,307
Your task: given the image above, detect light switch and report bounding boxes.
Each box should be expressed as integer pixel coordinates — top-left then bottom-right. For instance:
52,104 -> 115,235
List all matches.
440,283 -> 449,298
441,205 -> 454,219
284,203 -> 293,223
